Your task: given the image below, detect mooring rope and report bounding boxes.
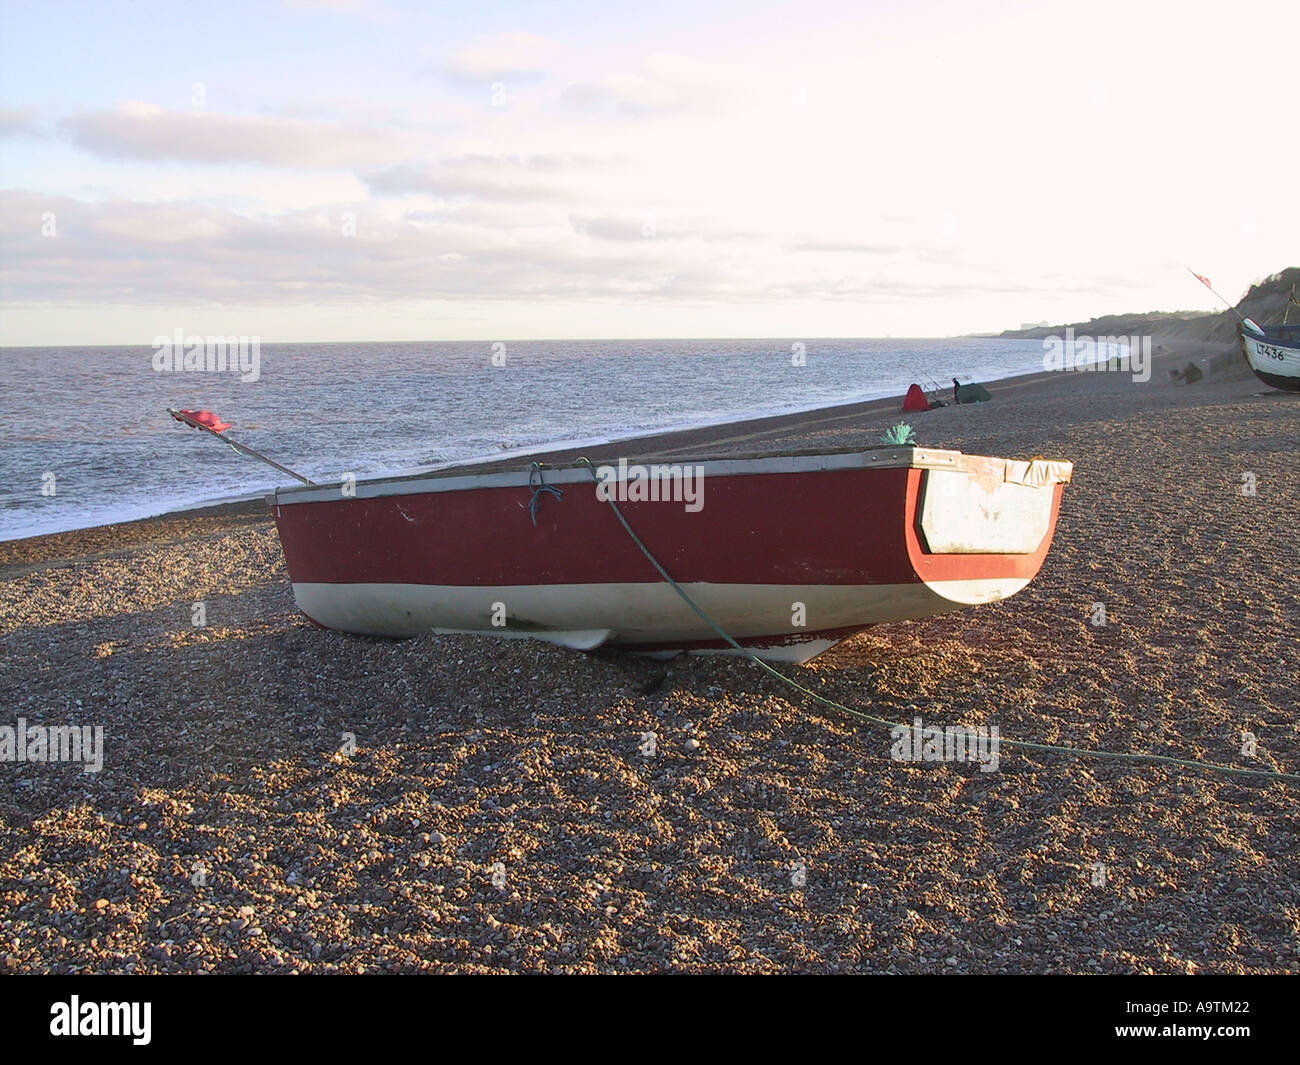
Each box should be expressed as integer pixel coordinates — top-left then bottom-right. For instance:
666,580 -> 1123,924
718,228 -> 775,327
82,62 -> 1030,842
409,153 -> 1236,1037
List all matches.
526,462 -> 564,526
574,457 -> 1299,787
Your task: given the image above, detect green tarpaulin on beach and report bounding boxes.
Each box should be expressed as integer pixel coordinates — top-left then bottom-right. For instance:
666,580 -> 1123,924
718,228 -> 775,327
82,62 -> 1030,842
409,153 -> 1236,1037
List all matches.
955,383 -> 992,404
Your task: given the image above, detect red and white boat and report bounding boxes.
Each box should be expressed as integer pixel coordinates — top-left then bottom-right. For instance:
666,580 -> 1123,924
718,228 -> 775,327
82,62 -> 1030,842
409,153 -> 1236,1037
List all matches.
270,445 -> 1073,663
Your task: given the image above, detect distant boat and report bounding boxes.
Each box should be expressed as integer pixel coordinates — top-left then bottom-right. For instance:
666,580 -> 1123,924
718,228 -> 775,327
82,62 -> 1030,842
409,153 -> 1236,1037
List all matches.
1240,284 -> 1300,392
271,445 -> 1073,663
1240,321 -> 1300,392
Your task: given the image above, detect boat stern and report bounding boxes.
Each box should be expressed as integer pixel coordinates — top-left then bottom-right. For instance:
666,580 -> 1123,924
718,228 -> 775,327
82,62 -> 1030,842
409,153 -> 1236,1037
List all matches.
902,453 -> 1072,608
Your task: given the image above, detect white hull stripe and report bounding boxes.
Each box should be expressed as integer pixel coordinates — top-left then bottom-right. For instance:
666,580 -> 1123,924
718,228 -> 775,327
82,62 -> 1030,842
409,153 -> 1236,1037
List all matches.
290,577 -> 1032,647
1242,332 -> 1300,381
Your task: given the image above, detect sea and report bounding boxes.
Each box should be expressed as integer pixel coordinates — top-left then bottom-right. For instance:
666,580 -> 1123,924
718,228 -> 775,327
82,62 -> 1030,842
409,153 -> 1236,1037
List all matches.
0,337 -> 1048,541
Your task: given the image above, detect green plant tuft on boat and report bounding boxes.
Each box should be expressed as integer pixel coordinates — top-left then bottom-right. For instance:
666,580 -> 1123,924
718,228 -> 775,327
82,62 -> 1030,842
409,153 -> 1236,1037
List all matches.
881,423 -> 917,446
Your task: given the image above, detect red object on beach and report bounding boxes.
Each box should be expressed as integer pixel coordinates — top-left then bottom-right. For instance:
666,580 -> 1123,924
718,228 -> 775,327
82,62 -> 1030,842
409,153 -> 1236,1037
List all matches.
270,446 -> 1073,663
902,384 -> 930,412
173,409 -> 232,433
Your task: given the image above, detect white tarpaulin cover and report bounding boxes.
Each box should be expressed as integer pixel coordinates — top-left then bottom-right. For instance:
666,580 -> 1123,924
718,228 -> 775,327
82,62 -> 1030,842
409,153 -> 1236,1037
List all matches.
1002,459 -> 1074,488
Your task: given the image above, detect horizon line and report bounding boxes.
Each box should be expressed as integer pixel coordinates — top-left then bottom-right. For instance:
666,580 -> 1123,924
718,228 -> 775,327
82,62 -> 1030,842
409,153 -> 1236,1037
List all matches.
0,333 -> 1021,348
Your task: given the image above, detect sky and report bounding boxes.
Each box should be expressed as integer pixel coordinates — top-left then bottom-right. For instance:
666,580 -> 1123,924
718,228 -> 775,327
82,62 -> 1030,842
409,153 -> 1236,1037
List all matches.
1,0 -> 1296,344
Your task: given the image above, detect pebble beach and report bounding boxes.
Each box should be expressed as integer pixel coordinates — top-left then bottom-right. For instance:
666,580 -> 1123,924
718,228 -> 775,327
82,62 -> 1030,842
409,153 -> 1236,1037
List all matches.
2,343 -> 1297,974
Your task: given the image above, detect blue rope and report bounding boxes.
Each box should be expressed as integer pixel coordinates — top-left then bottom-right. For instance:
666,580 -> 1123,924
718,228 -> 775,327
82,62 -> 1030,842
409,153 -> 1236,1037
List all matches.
527,462 -> 563,526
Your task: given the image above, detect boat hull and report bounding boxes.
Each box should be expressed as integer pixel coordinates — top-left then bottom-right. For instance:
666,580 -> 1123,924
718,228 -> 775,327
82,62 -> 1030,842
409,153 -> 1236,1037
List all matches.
1240,325 -> 1300,392
272,448 -> 1072,663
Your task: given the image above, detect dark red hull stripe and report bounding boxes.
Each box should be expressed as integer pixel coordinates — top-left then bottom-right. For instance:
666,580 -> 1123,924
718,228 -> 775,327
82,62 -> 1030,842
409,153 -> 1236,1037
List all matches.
273,467 -> 1061,588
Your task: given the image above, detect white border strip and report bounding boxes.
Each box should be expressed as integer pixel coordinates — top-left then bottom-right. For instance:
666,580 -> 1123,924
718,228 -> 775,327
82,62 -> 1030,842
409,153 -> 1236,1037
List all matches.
275,447 -> 966,506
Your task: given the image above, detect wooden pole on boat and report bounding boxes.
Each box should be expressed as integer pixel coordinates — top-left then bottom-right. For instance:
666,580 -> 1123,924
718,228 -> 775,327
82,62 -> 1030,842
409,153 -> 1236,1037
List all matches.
1186,267 -> 1248,322
166,408 -> 319,486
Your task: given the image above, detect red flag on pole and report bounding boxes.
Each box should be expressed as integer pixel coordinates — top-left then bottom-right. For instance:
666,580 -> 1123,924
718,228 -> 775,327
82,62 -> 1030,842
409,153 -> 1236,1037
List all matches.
1194,272 -> 1212,289
164,407 -> 317,485
172,409 -> 232,433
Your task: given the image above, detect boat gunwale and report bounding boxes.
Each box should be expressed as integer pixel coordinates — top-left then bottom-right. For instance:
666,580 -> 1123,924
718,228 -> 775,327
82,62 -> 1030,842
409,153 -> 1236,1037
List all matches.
274,445 -> 1072,507
1241,326 -> 1300,351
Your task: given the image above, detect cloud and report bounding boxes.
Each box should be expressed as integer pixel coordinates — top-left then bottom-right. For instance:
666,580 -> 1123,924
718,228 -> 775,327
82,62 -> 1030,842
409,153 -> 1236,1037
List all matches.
0,189 -> 879,310
432,32 -> 556,85
365,153 -> 612,203
60,103 -> 407,168
561,52 -> 748,117
569,212 -> 661,241
0,108 -> 40,137
569,212 -> 758,243
0,190 -> 661,305
5,188 -> 1150,343
789,241 -> 900,255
